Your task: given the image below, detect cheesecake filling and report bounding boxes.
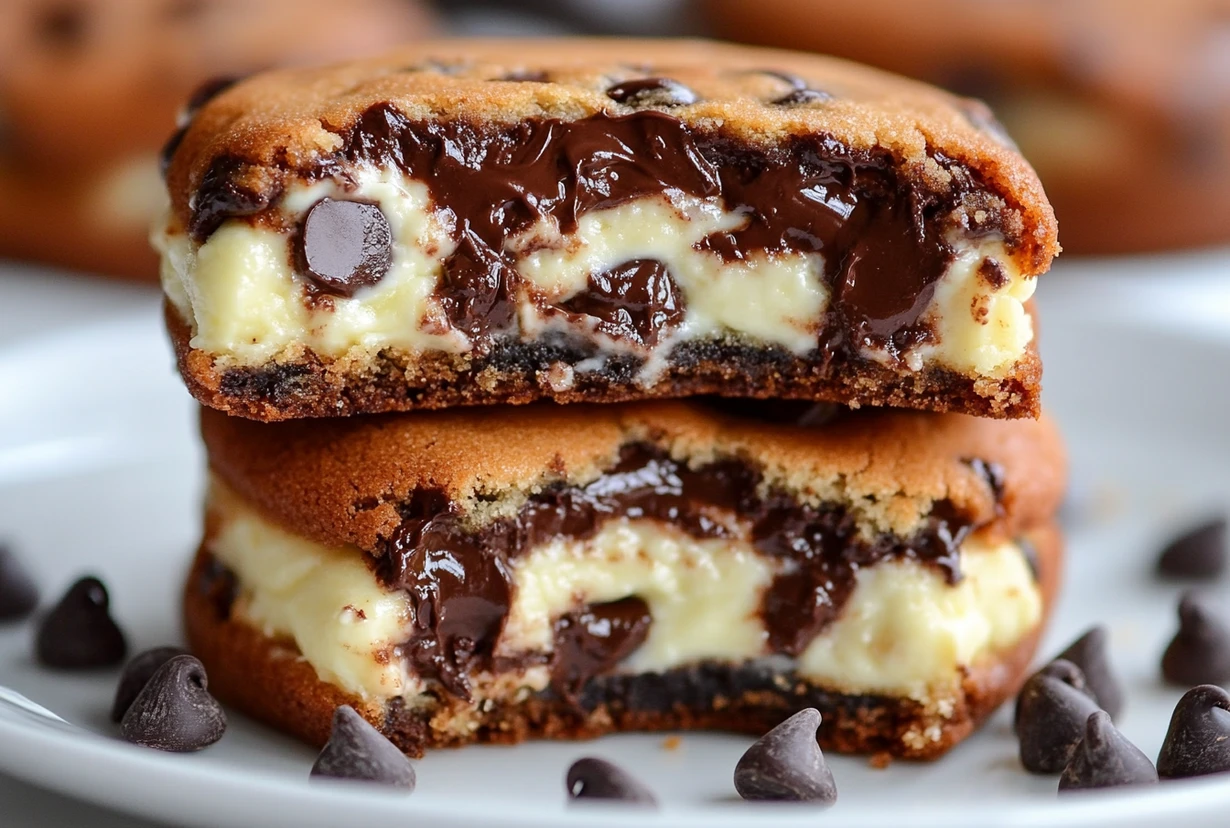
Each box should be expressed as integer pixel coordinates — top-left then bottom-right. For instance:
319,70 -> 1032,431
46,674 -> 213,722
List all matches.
204,467 -> 1041,705
157,108 -> 1035,382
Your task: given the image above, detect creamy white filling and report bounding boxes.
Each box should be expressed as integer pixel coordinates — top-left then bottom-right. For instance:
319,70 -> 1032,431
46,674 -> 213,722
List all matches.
206,481 -> 1042,703
156,167 -> 1035,378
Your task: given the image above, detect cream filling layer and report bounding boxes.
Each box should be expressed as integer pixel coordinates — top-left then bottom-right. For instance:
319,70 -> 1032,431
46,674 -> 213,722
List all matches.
206,481 -> 1042,703
156,167 -> 1034,378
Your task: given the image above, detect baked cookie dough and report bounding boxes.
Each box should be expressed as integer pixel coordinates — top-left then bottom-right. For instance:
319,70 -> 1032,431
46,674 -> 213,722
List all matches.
704,0 -> 1230,254
157,39 -> 1059,421
185,398 -> 1066,759
0,0 -> 434,280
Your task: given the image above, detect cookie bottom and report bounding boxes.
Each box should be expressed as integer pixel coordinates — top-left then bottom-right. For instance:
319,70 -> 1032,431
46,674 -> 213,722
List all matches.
168,304 -> 1041,422
182,524 -> 1060,760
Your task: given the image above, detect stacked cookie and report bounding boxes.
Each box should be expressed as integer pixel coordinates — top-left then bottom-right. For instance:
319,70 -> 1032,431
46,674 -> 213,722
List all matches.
155,39 -> 1064,760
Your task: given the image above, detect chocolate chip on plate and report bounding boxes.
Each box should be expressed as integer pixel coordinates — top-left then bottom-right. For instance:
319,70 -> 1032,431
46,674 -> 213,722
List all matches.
111,646 -> 189,723
310,706 -> 415,789
0,543 -> 39,621
566,757 -> 657,806
120,655 -> 226,752
1156,518 -> 1226,579
1017,659 -> 1103,774
734,708 -> 837,804
298,198 -> 393,297
1157,685 -> 1230,779
1059,711 -> 1158,793
1013,658 -> 1098,733
605,77 -> 698,108
1161,591 -> 1230,686
35,576 -> 127,668
1056,625 -> 1124,720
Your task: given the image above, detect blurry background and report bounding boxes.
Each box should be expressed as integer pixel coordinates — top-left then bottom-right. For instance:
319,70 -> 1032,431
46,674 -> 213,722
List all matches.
1,0 -> 1227,285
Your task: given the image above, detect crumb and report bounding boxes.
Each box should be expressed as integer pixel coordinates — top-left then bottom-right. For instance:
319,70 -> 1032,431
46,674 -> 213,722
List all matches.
662,735 -> 682,751
869,751 -> 892,769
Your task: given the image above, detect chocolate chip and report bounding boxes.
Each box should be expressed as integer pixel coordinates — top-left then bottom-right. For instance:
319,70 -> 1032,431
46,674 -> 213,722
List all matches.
310,706 -> 415,789
1157,685 -> 1230,779
297,198 -> 393,297
566,757 -> 657,805
1017,659 -> 1103,773
120,655 -> 226,751
1157,518 -> 1226,579
734,708 -> 837,803
557,259 -> 685,348
1056,626 -> 1124,721
606,77 -> 698,108
111,646 -> 189,723
35,576 -> 127,668
963,457 -> 1007,505
1059,711 -> 1158,792
0,544 -> 39,621
774,88 -> 832,106
499,70 -> 550,83
158,129 -> 187,179
1162,591 -> 1230,686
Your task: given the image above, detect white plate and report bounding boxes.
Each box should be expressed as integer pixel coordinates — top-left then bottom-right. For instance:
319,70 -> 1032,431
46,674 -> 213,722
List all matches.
3,254 -> 1230,827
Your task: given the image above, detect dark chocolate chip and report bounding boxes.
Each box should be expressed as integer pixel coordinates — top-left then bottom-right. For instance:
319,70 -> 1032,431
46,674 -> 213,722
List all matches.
1157,518 -> 1226,579
35,576 -> 127,668
0,544 -> 39,621
111,646 -> 189,723
310,706 -> 415,789
158,129 -> 187,179
298,198 -> 393,297
1014,658 -> 1098,733
120,655 -> 226,751
566,757 -> 657,805
1157,684 -> 1230,779
1056,626 -> 1124,721
773,88 -> 832,106
734,708 -> 837,804
606,77 -> 698,108
1017,659 -> 1103,774
963,457 -> 1007,505
1059,711 -> 1158,792
1162,591 -> 1230,686
499,70 -> 550,83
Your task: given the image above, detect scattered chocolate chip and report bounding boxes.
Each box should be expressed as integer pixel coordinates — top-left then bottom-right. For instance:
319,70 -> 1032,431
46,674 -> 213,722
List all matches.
734,708 -> 837,804
1059,711 -> 1158,792
111,646 -> 189,723
1157,685 -> 1230,779
1157,518 -> 1226,579
1017,659 -> 1103,773
1162,591 -> 1230,686
310,706 -> 415,789
1056,626 -> 1124,721
35,576 -> 127,668
120,655 -> 226,751
1013,658 -> 1098,732
606,77 -> 698,108
566,757 -> 657,805
773,88 -> 831,106
0,544 -> 39,621
297,198 -> 393,297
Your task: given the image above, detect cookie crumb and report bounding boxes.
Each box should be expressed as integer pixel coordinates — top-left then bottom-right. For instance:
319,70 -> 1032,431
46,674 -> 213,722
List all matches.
661,735 -> 682,751
869,751 -> 892,769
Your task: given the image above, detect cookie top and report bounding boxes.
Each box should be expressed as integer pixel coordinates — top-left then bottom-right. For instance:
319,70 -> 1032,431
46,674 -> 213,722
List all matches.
0,0 -> 435,173
201,399 -> 1066,554
165,38 -> 1059,273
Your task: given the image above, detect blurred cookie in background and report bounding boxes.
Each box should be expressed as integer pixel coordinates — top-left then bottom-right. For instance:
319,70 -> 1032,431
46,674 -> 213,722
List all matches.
704,0 -> 1230,254
440,0 -> 691,36
0,0 -> 435,281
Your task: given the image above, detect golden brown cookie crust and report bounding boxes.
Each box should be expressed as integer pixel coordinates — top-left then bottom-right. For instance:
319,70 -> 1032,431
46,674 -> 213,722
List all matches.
182,521 -> 1062,760
199,397 -> 1066,555
166,37 -> 1058,271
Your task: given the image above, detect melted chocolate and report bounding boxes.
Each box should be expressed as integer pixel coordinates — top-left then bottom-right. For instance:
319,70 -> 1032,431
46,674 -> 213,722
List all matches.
557,259 -> 685,347
191,107 -> 980,362
374,443 -> 978,700
551,597 -> 652,699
